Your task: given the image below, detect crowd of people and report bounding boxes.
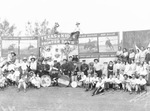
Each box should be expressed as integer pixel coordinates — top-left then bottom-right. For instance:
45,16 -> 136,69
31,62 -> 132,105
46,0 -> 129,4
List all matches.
0,46 -> 149,96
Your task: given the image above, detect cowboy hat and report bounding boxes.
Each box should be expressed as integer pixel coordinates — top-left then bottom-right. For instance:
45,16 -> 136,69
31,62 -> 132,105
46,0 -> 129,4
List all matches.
76,22 -> 80,25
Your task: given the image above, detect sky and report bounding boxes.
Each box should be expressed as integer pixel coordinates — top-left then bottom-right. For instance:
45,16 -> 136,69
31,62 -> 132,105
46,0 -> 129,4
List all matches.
0,0 -> 150,35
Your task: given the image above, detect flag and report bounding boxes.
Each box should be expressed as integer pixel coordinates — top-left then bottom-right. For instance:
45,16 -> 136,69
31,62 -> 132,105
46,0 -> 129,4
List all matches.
135,44 -> 141,52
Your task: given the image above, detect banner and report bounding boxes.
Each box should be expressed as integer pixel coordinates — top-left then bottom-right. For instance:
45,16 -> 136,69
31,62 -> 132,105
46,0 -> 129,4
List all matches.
41,33 -> 76,46
40,33 -> 78,61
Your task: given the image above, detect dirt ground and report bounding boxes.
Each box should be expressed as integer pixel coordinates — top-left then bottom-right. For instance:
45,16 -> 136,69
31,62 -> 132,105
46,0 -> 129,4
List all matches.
0,86 -> 150,111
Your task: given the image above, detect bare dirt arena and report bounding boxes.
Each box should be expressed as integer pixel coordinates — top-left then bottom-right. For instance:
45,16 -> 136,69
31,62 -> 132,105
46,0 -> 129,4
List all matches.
0,86 -> 150,111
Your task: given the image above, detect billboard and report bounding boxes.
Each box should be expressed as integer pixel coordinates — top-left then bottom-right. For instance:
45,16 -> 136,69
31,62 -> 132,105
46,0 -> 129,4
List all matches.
79,34 -> 98,53
1,37 -> 38,59
78,32 -> 119,59
19,37 -> 38,59
1,37 -> 19,58
123,30 -> 150,49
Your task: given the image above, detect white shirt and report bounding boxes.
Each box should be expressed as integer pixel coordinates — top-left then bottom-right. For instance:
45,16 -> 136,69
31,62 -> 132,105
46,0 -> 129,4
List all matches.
129,52 -> 135,58
107,77 -> 115,83
14,70 -> 20,77
116,63 -> 121,70
135,53 -> 140,62
80,75 -> 86,82
140,50 -> 146,58
21,62 -> 29,70
136,78 -> 146,85
123,52 -> 128,57
85,77 -> 93,83
114,78 -> 122,84
135,65 -> 140,74
96,81 -> 104,88
92,77 -> 99,83
30,62 -> 37,70
131,63 -> 136,72
94,63 -> 103,71
74,27 -> 80,32
124,64 -> 131,74
116,50 -> 123,56
130,78 -> 138,85
8,64 -> 16,71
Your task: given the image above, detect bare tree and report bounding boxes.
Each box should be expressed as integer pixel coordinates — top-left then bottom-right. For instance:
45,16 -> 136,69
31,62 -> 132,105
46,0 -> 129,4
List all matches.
0,20 -> 16,37
25,19 -> 51,36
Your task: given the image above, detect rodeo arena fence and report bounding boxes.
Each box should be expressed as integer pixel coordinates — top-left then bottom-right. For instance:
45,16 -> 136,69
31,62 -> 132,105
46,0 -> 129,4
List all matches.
0,30 -> 150,97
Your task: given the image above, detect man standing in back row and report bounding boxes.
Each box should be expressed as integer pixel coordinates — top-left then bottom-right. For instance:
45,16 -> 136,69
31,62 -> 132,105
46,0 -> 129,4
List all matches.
93,59 -> 103,78
80,60 -> 89,76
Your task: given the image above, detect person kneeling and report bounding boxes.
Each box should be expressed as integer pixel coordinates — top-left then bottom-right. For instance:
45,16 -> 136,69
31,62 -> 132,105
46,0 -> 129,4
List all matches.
136,75 -> 147,93
92,78 -> 104,96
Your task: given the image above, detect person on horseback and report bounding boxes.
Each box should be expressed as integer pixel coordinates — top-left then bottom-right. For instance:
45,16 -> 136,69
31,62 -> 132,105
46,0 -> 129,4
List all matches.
105,37 -> 114,50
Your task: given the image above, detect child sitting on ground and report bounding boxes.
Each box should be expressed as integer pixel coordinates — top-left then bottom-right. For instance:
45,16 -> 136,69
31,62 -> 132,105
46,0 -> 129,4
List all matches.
85,74 -> 93,91
136,75 -> 147,93
91,73 -> 99,90
92,78 -> 105,96
18,75 -> 27,92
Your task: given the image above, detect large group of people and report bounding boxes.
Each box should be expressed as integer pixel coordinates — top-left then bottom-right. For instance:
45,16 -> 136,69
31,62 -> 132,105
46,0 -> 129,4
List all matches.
0,46 -> 149,96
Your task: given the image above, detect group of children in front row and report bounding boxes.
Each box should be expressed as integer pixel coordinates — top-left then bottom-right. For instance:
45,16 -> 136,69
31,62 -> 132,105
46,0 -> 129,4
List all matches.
77,60 -> 149,96
0,66 -> 43,92
78,72 -> 147,96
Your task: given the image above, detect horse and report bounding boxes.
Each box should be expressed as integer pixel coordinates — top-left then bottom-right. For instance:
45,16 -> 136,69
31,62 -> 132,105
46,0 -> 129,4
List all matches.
84,41 -> 97,51
105,39 -> 114,50
28,44 -> 34,50
8,44 -> 15,51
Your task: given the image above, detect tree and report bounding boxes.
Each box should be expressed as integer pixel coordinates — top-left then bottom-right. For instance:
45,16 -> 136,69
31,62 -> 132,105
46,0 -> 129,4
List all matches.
0,20 -> 16,37
25,19 -> 51,36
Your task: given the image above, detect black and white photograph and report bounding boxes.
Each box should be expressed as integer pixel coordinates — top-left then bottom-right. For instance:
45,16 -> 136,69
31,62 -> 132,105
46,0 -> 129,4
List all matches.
0,0 -> 150,111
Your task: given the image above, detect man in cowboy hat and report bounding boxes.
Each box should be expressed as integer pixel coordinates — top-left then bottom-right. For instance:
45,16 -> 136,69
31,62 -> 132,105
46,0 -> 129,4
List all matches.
21,57 -> 29,71
28,53 -> 36,62
7,51 -> 17,63
69,22 -> 80,41
80,60 -> 89,76
29,57 -> 37,73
